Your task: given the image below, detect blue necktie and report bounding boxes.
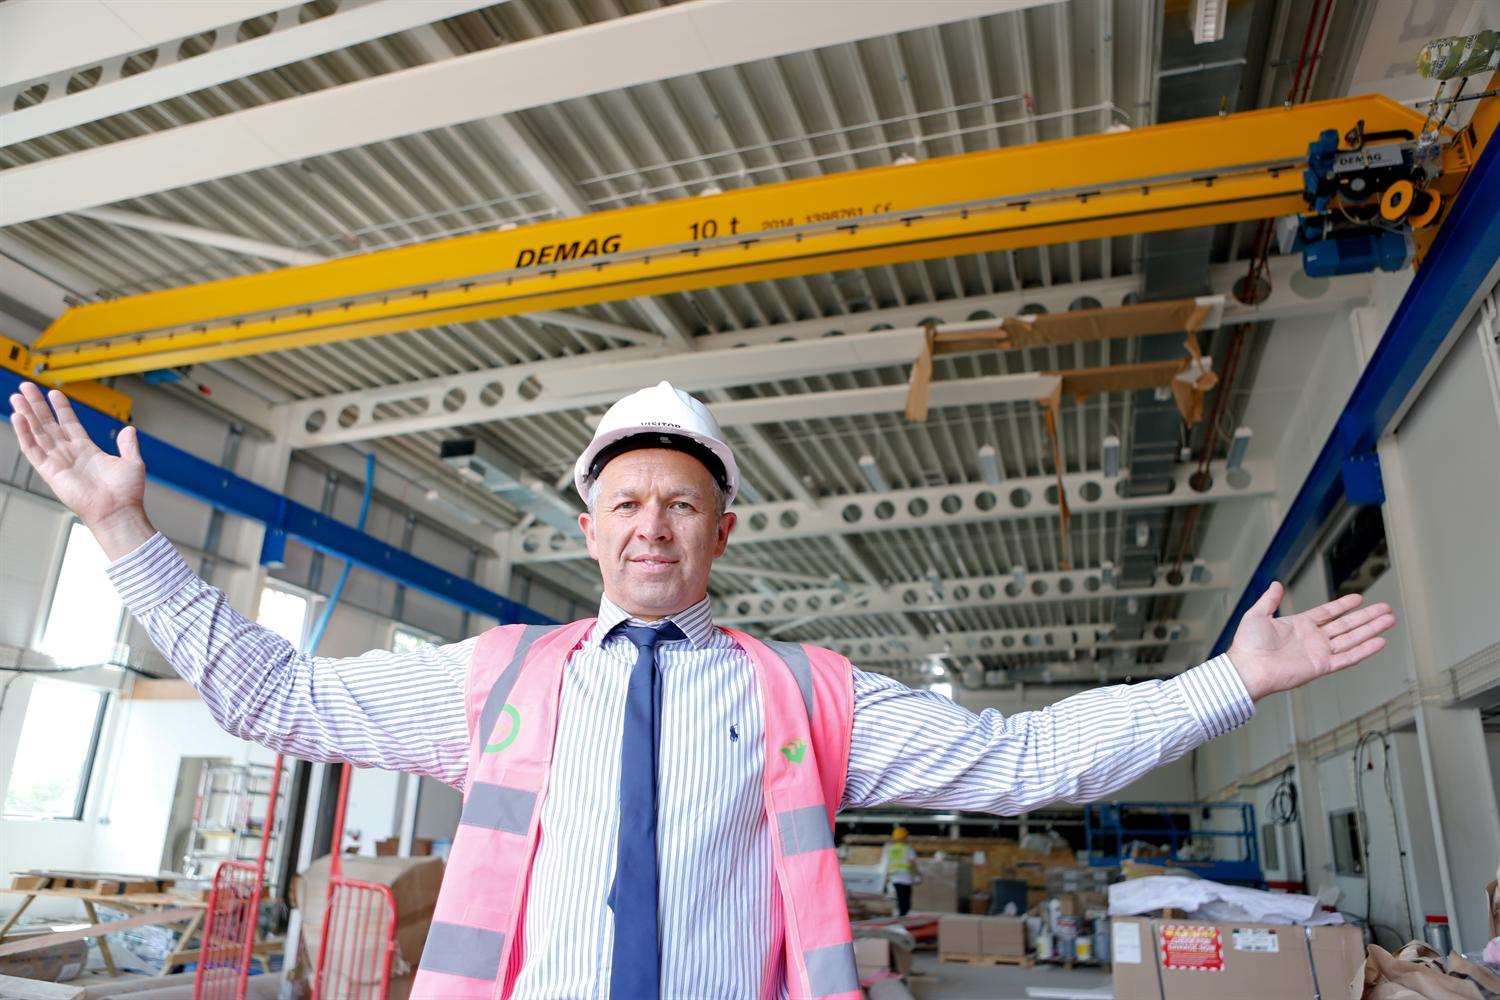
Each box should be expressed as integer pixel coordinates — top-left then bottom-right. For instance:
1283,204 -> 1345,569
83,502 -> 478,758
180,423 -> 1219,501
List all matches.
609,621 -> 683,999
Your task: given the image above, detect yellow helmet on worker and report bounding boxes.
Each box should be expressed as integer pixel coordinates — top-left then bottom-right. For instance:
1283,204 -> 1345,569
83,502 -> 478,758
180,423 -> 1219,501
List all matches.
892,826 -> 909,841
574,380 -> 740,507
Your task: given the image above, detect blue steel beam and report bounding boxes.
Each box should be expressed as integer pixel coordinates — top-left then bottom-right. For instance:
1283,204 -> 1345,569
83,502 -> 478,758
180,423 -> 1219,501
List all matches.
0,370 -> 554,627
1213,134 -> 1500,654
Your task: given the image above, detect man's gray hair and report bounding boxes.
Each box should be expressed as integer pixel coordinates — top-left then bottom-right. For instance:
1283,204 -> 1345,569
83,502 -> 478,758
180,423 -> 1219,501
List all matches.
585,477 -> 728,518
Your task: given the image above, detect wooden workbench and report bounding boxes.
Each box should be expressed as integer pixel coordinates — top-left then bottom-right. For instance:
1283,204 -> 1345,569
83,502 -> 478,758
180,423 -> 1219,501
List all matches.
0,886 -> 208,977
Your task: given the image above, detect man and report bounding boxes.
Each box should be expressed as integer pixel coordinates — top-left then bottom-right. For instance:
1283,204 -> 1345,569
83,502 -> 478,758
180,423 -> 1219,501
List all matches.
880,826 -> 915,916
8,379 -> 1395,999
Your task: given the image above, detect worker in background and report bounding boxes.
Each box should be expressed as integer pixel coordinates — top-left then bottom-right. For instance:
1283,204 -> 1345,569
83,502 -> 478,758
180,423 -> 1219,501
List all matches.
8,379 -> 1397,1000
882,826 -> 916,916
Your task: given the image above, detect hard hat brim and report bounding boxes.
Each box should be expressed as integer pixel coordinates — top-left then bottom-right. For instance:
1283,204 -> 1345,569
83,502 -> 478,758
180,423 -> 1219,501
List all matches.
574,424 -> 740,508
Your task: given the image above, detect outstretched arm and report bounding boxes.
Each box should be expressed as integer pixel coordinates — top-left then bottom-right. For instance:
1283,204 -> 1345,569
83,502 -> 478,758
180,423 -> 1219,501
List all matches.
10,383 -> 473,784
844,584 -> 1395,812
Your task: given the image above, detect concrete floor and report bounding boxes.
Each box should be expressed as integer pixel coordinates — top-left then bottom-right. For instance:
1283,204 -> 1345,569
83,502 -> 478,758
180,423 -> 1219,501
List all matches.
909,953 -> 1112,999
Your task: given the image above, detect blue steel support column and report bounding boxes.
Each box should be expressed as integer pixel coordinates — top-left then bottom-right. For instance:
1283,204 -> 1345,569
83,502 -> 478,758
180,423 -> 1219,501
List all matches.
0,370 -> 553,626
1213,134 -> 1500,655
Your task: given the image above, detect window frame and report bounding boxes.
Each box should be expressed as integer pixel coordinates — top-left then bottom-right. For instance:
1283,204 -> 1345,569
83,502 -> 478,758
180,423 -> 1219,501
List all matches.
256,580 -> 319,650
2,679 -> 111,822
33,519 -> 128,667
389,623 -> 443,652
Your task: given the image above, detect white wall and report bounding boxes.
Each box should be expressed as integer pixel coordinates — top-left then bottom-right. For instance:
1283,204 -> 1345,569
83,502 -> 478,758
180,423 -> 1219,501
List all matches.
1387,326 -> 1500,669
89,699 -> 279,876
1489,734 -> 1500,825
1313,733 -> 1435,945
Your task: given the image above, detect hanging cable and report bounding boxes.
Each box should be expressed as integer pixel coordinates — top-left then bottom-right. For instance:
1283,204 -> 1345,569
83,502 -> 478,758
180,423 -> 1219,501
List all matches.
1353,731 -> 1416,943
1269,766 -> 1300,826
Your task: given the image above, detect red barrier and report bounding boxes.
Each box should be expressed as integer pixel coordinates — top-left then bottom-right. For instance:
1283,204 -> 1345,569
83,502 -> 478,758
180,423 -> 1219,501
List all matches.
310,763 -> 397,1000
311,877 -> 398,1000
194,861 -> 262,1000
193,755 -> 283,1000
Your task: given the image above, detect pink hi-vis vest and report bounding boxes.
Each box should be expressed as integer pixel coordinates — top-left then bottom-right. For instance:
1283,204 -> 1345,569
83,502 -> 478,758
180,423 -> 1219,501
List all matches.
410,619 -> 860,1000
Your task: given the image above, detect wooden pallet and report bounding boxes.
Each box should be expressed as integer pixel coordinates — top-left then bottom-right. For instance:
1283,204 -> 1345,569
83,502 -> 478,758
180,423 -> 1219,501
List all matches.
939,951 -> 1034,968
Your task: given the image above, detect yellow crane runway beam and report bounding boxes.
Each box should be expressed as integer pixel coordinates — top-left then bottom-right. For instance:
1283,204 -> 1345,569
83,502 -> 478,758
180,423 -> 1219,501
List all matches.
26,94 -> 1464,385
1,336 -> 133,420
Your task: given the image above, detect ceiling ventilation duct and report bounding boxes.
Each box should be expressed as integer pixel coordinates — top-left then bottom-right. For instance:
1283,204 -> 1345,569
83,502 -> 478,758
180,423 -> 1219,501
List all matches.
1116,0 -> 1271,641
440,437 -> 582,536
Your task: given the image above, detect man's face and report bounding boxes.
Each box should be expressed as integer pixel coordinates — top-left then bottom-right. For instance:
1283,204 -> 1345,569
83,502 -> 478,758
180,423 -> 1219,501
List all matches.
579,448 -> 735,619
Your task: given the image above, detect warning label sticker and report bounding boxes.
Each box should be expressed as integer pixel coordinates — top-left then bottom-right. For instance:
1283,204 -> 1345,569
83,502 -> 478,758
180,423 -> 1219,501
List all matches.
1232,927 -> 1280,953
1160,925 -> 1224,971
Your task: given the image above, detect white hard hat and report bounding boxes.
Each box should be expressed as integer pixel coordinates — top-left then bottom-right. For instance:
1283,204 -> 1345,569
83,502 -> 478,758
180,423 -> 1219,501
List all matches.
574,381 -> 740,507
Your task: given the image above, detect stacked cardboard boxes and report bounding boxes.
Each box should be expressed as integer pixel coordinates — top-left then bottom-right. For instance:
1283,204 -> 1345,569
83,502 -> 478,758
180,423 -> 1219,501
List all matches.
938,915 -> 1028,958
1111,916 -> 1364,1000
911,858 -> 972,913
854,836 -> 1075,906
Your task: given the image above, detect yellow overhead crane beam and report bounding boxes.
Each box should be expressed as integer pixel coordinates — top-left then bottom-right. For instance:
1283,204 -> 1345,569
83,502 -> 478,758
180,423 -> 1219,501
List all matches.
15,94 -> 1474,386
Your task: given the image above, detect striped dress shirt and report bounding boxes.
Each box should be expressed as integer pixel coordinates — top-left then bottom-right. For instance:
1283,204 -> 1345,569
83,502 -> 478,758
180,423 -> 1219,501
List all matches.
107,532 -> 1253,999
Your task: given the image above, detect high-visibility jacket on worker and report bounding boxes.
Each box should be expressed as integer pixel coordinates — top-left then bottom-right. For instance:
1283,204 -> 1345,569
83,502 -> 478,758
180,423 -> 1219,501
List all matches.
411,619 -> 860,1000
882,841 -> 914,886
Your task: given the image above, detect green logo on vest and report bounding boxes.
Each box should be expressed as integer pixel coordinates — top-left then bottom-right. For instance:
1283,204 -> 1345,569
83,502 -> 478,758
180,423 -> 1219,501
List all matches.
484,704 -> 521,753
779,738 -> 807,764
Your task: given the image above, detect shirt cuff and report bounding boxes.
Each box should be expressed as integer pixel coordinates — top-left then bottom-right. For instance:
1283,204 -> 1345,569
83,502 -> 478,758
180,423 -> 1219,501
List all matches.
105,532 -> 197,616
1173,653 -> 1255,740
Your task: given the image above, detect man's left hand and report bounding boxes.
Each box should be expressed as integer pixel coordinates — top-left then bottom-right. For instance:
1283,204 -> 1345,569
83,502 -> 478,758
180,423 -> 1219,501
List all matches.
1227,581 -> 1397,701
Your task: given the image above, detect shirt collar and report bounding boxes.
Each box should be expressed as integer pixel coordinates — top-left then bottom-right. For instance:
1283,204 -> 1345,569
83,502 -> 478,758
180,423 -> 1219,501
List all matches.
589,593 -> 716,650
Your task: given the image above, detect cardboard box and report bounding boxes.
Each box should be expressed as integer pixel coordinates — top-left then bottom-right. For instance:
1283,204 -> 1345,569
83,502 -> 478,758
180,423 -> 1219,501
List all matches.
373,838 -> 433,857
1077,890 -> 1109,912
938,914 -> 983,954
1110,917 -> 1365,1000
855,933 -> 914,983
912,858 -> 972,913
1046,865 -> 1115,895
855,936 -> 890,981
979,916 -> 1027,956
292,854 -> 445,1000
0,928 -> 88,983
840,863 -> 885,896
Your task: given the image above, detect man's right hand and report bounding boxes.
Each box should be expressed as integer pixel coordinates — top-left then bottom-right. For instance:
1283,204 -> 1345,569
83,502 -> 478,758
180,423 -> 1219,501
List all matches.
9,381 -> 155,560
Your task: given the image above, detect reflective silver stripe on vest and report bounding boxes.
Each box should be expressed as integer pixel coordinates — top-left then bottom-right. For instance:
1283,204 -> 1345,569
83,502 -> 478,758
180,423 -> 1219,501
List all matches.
804,941 -> 859,998
418,921 -> 505,981
763,639 -> 814,720
460,781 -> 537,835
777,804 -> 833,857
477,623 -> 552,747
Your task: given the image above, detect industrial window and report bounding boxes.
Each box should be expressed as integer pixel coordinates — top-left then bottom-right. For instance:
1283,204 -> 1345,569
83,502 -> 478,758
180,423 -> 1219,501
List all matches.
257,585 -> 310,647
1324,506 -> 1389,599
2,679 -> 109,820
1329,808 -> 1364,876
36,521 -> 126,667
390,625 -> 440,653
